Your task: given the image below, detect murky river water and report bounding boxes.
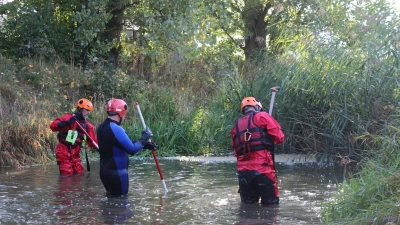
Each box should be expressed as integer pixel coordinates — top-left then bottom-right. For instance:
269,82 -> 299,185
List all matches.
0,156 -> 342,225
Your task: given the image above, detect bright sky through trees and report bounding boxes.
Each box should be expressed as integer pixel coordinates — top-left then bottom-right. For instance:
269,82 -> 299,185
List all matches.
389,0 -> 399,10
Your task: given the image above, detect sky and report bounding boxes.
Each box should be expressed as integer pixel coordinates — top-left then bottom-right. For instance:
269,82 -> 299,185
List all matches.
390,0 -> 400,11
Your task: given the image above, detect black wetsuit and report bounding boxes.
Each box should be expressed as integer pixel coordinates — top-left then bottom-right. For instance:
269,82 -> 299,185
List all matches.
97,118 -> 143,196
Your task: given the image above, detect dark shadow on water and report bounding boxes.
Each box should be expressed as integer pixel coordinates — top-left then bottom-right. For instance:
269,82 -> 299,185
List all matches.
100,196 -> 135,224
54,174 -> 87,222
54,173 -> 135,224
236,203 -> 280,225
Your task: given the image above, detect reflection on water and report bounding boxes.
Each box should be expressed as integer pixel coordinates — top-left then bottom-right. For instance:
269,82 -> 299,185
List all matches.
235,204 -> 280,225
0,158 -> 341,224
100,196 -> 135,224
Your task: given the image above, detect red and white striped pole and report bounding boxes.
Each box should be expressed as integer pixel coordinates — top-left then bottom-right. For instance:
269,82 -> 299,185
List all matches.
135,102 -> 168,195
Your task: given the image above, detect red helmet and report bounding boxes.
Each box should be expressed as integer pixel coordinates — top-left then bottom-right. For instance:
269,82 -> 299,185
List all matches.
240,97 -> 258,111
106,99 -> 128,117
76,98 -> 93,111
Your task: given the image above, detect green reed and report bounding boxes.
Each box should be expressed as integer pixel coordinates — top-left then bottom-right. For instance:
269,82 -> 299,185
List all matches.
321,120 -> 400,224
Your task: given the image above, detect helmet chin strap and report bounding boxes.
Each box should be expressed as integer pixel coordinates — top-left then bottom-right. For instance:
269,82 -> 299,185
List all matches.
118,116 -> 124,125
243,106 -> 257,114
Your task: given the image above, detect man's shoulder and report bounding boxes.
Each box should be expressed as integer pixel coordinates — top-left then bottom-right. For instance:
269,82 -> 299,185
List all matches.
253,111 -> 269,118
57,113 -> 73,119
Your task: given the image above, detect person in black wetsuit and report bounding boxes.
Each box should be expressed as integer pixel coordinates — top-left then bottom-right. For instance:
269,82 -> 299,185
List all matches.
97,98 -> 156,197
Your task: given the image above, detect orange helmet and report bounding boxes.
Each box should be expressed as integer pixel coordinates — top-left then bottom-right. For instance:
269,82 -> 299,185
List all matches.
240,97 -> 258,111
76,98 -> 94,111
106,99 -> 128,117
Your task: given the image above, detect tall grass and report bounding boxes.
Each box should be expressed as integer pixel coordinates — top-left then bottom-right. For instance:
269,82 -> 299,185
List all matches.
121,86 -> 230,156
227,5 -> 400,161
1,0 -> 399,170
321,117 -> 400,224
2,32 -> 398,166
0,51 -> 230,165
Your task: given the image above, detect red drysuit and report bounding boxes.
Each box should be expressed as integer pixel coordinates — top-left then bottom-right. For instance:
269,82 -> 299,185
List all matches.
231,111 -> 284,205
50,113 -> 97,176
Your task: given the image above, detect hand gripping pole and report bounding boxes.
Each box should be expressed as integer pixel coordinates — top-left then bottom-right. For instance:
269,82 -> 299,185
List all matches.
74,121 -> 98,172
135,102 -> 168,195
74,121 -> 99,150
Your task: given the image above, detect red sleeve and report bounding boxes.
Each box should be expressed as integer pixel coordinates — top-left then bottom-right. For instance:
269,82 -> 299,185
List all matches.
254,112 -> 284,144
49,114 -> 73,132
230,125 -> 237,149
85,122 -> 98,149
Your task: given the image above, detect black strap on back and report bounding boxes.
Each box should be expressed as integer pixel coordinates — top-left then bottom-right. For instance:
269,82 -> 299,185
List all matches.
234,112 -> 274,157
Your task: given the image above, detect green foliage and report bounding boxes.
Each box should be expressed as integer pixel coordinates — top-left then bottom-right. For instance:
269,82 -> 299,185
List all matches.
0,1 -> 400,223
121,87 -> 218,156
81,60 -> 137,98
321,122 -> 400,224
72,0 -> 111,47
123,0 -> 233,70
0,1 -> 60,59
0,0 -> 112,63
197,0 -> 400,158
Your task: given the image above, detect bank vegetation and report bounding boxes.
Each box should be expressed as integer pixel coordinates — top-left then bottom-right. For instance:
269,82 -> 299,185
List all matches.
0,0 -> 399,224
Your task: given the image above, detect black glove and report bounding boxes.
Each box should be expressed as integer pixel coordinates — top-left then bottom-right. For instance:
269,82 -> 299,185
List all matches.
57,116 -> 76,128
73,112 -> 85,122
143,142 -> 157,150
67,116 -> 77,125
138,127 -> 153,146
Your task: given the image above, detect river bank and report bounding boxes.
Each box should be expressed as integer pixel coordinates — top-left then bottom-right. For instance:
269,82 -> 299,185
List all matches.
163,154 -> 317,164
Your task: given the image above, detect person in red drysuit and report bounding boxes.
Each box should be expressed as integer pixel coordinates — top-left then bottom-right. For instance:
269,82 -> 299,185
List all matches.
50,98 -> 98,176
231,97 -> 284,205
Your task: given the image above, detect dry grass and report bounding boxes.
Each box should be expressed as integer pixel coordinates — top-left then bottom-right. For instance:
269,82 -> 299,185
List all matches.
0,114 -> 56,167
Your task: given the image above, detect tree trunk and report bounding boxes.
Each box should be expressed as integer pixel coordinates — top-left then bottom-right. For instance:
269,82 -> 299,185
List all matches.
242,2 -> 272,60
102,1 -> 127,67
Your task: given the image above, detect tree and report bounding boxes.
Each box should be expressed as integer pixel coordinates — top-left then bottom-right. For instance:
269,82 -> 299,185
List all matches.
121,0 -> 334,68
204,0 -> 328,60
0,0 -> 112,63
